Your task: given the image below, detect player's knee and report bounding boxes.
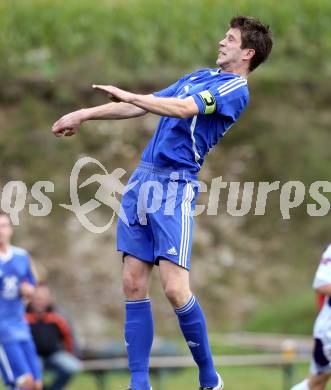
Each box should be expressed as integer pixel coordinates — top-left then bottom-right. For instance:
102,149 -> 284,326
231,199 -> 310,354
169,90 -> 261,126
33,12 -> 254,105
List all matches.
122,272 -> 148,299
16,373 -> 34,390
164,281 -> 190,307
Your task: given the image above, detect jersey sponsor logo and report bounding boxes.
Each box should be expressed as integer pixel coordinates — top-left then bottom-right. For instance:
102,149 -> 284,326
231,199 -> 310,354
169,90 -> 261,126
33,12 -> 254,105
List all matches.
198,90 -> 216,114
187,340 -> 200,348
2,275 -> 19,299
167,247 -> 178,256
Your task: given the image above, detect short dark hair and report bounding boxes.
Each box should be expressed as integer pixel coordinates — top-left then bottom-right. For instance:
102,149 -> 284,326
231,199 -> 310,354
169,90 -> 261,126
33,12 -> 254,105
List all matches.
230,15 -> 273,72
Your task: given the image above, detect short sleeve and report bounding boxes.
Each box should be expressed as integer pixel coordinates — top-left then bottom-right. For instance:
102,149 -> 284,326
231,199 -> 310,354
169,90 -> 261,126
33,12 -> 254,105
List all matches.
313,245 -> 331,288
153,73 -> 192,97
192,77 -> 249,120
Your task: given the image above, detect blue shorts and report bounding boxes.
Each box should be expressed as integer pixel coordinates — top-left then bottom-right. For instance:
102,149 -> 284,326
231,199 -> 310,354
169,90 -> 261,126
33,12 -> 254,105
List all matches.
0,339 -> 42,387
117,161 -> 199,270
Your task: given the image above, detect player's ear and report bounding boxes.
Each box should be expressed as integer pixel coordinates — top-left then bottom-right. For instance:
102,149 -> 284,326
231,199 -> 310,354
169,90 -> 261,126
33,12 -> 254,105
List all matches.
243,48 -> 255,61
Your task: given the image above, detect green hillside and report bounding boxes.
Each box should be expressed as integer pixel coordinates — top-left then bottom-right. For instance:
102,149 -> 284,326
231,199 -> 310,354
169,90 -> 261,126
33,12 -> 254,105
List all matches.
0,0 -> 330,338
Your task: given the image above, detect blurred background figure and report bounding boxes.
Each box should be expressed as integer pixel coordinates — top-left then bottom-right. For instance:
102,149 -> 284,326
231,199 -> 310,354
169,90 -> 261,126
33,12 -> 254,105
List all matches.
0,212 -> 42,390
291,244 -> 331,390
26,284 -> 82,390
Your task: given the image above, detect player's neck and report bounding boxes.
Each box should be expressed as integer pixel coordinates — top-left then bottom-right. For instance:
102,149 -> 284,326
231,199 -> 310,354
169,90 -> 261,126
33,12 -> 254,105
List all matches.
219,65 -> 249,79
0,242 -> 11,256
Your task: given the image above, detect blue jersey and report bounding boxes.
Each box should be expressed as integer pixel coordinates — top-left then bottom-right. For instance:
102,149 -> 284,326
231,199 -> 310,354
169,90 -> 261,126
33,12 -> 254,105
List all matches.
142,68 -> 249,172
0,246 -> 36,342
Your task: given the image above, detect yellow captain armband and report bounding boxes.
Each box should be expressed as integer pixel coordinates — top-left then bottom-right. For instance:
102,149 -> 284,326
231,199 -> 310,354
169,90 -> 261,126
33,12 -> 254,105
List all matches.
198,90 -> 216,114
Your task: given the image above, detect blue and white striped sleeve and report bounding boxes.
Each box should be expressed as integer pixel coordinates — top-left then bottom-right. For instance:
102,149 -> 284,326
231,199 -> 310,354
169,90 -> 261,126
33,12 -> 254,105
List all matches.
193,77 -> 249,120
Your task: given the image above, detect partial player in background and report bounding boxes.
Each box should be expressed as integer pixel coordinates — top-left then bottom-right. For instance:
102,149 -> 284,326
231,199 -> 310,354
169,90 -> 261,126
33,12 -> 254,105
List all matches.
26,283 -> 82,390
52,16 -> 272,390
0,212 -> 42,390
291,244 -> 331,390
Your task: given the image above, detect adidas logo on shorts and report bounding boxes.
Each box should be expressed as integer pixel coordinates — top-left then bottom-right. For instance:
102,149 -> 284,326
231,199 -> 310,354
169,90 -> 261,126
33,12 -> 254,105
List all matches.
167,247 -> 178,256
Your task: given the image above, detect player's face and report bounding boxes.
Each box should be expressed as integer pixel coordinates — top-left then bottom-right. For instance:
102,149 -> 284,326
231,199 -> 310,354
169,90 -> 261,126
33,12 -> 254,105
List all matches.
217,28 -> 246,69
0,215 -> 13,246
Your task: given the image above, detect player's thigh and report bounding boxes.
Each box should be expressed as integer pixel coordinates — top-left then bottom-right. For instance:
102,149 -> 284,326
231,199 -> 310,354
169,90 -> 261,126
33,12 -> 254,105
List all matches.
159,259 -> 190,290
123,255 -> 154,287
309,372 -> 331,389
20,339 -> 42,383
0,341 -> 32,387
34,380 -> 43,390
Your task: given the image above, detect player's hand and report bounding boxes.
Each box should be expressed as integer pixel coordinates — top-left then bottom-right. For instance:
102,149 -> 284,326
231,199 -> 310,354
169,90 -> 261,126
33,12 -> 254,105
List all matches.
52,111 -> 84,137
92,84 -> 133,103
20,282 -> 35,300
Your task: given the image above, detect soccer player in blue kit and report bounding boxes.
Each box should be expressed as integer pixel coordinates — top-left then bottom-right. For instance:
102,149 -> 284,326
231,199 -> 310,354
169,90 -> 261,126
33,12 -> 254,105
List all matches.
52,16 -> 273,389
0,213 -> 42,390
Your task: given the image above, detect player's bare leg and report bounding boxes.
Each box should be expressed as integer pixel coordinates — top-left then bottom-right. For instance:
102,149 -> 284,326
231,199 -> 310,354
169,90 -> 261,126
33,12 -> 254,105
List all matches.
16,374 -> 34,390
159,260 -> 223,389
123,256 -> 153,300
291,373 -> 331,390
122,255 -> 153,390
159,259 -> 191,307
33,380 -> 43,390
309,373 -> 331,390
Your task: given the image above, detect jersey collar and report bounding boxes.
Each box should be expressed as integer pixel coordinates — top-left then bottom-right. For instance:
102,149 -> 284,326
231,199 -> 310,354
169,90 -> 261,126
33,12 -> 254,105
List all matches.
213,68 -> 247,80
0,246 -> 13,263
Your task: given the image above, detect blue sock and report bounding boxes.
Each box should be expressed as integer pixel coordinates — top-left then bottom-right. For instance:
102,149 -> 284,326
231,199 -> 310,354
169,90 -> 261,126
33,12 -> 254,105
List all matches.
176,296 -> 218,388
125,299 -> 153,390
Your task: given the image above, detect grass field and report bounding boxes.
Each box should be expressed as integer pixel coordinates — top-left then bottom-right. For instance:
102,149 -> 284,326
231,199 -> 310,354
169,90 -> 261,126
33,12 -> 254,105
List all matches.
67,365 -> 308,390
2,364 -> 330,390
85,365 -> 331,390
0,337 -> 321,390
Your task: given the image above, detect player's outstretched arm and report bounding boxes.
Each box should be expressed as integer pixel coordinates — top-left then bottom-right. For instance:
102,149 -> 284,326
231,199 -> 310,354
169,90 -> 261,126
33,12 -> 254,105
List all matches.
93,85 -> 200,119
52,102 -> 147,137
129,94 -> 199,118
